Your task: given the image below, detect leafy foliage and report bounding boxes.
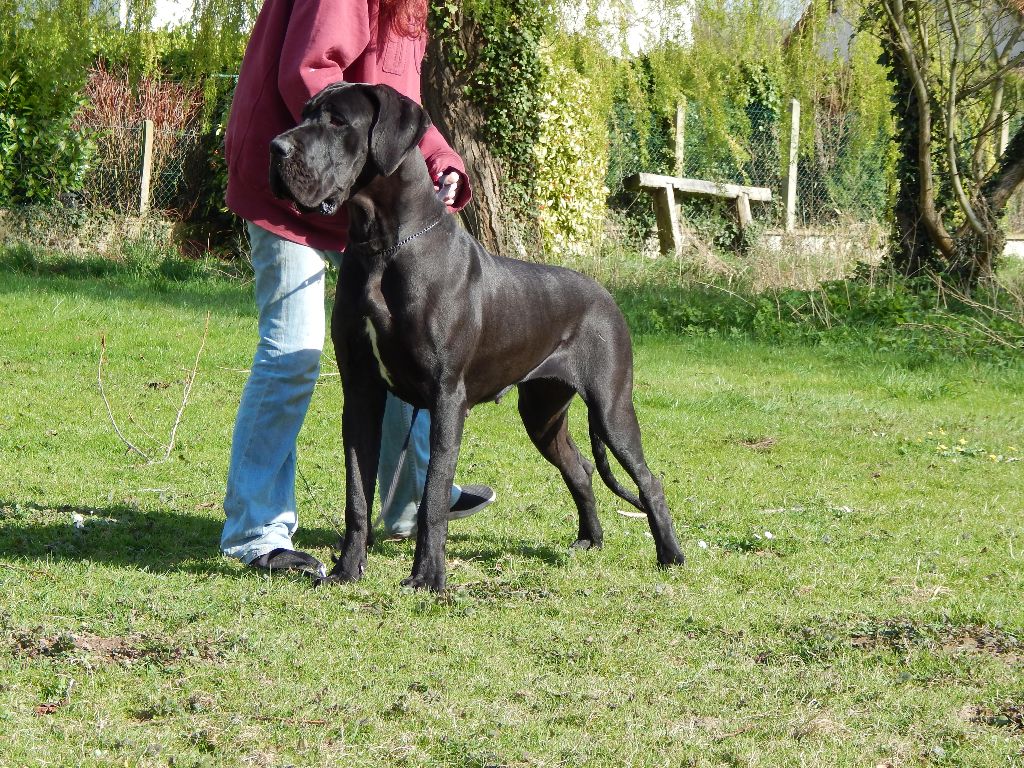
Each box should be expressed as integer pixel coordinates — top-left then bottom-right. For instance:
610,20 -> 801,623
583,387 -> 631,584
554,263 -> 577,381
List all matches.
532,49 -> 610,260
0,0 -> 105,204
429,0 -> 547,170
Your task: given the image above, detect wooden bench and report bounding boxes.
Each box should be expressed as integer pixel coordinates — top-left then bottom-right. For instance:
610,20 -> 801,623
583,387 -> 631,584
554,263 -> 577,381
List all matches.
624,172 -> 773,257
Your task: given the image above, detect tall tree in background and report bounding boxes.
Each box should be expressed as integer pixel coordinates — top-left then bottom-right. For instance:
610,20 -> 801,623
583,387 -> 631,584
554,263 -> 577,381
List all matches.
876,0 -> 1024,286
422,1 -> 547,256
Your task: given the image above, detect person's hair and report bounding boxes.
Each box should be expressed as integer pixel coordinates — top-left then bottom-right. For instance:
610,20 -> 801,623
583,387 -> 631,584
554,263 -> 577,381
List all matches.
380,0 -> 428,38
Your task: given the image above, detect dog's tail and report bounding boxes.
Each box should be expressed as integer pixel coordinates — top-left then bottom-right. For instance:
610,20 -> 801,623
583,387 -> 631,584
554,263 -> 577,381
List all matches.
588,412 -> 645,513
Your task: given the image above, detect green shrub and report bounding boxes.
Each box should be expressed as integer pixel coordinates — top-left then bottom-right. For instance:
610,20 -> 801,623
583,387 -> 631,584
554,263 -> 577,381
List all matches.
533,50 -> 610,261
0,0 -> 104,205
615,272 -> 1024,363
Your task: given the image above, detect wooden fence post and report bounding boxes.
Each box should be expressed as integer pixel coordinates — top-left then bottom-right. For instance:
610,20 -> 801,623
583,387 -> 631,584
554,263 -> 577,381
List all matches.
139,119 -> 155,216
783,99 -> 800,232
674,98 -> 686,177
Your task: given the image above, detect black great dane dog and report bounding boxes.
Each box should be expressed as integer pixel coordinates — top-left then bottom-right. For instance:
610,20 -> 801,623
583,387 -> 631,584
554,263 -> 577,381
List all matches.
269,82 -> 686,591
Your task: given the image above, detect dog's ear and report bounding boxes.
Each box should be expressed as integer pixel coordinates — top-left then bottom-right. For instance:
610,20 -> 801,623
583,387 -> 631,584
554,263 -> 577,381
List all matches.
365,84 -> 432,176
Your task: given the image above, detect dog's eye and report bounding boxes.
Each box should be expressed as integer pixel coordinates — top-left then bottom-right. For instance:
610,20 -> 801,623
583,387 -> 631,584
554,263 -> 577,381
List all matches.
328,113 -> 348,128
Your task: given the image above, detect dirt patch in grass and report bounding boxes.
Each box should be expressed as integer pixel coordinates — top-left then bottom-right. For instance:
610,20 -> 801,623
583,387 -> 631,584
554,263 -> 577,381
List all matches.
783,617 -> 1023,664
963,702 -> 1024,733
738,436 -> 777,451
849,620 -> 1024,663
11,628 -> 225,665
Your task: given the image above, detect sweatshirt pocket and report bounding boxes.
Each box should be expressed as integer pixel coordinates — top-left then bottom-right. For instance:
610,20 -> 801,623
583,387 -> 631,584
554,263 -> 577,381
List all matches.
380,33 -> 407,75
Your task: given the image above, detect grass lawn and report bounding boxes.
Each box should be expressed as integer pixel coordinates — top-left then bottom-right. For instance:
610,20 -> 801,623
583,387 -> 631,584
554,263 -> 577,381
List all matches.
1,260 -> 1022,767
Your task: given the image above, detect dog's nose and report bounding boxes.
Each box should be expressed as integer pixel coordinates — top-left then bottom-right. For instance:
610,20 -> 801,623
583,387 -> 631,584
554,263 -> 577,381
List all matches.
270,137 -> 295,159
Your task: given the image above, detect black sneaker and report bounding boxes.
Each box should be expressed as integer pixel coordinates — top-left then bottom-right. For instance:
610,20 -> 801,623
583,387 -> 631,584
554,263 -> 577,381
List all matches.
382,485 -> 496,540
248,548 -> 326,579
449,484 -> 496,520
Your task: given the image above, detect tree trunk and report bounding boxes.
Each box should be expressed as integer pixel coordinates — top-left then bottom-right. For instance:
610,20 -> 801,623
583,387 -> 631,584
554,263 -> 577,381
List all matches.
878,0 -> 1024,287
420,19 -> 513,256
950,124 -> 1024,281
882,29 -> 940,278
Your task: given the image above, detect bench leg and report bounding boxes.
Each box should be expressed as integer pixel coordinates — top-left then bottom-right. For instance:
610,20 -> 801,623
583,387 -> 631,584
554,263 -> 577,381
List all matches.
651,184 -> 681,258
735,192 -> 752,231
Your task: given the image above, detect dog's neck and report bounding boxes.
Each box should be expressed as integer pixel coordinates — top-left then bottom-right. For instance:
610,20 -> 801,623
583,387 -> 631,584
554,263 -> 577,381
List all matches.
345,153 -> 447,258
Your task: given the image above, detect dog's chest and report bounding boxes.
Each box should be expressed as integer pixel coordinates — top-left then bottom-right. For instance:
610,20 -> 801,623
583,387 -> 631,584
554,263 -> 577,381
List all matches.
364,316 -> 395,386
360,270 -> 430,395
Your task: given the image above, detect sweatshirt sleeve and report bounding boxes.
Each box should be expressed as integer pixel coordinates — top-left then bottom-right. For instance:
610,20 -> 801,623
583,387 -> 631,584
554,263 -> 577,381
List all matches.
419,113 -> 473,211
278,0 -> 371,122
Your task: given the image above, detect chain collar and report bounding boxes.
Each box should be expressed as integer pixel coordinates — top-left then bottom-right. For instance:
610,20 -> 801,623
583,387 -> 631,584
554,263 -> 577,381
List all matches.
351,215 -> 445,259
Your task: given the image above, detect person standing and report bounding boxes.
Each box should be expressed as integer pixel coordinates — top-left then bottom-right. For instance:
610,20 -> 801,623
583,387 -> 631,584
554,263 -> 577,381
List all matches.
220,0 -> 495,577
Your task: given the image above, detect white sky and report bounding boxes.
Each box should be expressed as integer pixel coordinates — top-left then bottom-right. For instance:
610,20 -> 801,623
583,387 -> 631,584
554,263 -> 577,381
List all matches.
150,0 -> 692,52
559,0 -> 694,54
151,0 -> 191,28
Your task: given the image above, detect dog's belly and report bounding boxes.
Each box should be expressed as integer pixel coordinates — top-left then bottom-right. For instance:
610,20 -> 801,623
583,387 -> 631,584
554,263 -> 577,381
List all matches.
463,339 -> 575,406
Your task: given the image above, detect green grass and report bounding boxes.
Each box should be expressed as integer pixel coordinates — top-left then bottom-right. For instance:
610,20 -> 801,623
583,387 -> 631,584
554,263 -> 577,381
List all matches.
1,255 -> 1022,767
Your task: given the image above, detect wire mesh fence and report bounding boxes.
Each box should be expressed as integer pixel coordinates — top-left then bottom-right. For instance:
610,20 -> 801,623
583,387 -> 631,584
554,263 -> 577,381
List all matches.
18,100 -> 1022,253
79,122 -> 205,217
679,99 -> 891,230
606,94 -> 892,236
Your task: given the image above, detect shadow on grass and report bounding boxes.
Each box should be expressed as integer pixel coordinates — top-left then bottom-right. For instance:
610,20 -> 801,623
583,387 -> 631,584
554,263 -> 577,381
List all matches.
0,500 -> 570,578
0,500 -> 327,578
0,268 -> 257,321
301,523 -> 570,569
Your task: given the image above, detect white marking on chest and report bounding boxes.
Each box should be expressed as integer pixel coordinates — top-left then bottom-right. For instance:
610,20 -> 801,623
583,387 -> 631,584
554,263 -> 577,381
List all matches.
364,317 -> 395,386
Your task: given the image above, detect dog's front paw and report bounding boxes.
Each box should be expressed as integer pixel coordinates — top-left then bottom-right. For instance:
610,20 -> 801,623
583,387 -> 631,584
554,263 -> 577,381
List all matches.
322,554 -> 366,584
400,569 -> 446,592
570,537 -> 602,551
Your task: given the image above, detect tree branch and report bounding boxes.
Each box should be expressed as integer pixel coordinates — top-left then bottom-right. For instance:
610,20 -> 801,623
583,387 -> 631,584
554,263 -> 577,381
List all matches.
982,124 -> 1024,214
943,0 -> 986,237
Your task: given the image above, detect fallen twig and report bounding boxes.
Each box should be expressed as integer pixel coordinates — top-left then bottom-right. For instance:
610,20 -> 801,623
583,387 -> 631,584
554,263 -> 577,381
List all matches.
251,714 -> 331,726
98,335 -> 151,462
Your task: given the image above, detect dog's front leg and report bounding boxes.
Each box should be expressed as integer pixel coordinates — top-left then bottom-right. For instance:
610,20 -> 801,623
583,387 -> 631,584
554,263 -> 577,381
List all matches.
401,385 -> 467,592
323,338 -> 387,584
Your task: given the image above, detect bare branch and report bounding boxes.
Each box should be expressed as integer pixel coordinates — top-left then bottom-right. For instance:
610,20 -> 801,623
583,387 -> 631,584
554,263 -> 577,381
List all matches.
161,312 -> 210,462
98,335 -> 151,462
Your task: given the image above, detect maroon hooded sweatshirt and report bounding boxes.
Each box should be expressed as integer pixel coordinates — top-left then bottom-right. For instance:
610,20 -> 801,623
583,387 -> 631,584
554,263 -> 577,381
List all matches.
225,0 -> 471,251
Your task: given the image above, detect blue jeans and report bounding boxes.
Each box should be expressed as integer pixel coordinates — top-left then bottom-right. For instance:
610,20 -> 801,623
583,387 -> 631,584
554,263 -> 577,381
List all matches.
221,223 -> 459,563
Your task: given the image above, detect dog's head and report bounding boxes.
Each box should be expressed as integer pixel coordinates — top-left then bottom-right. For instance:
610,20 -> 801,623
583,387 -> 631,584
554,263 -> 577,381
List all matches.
269,82 -> 432,216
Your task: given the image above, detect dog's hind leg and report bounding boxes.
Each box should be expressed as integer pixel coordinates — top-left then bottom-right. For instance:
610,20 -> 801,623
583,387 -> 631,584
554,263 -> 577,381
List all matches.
586,388 -> 685,567
517,379 -> 603,551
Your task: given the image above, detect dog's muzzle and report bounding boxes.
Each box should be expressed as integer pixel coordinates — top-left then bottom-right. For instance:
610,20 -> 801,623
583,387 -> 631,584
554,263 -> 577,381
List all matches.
268,136 -> 341,216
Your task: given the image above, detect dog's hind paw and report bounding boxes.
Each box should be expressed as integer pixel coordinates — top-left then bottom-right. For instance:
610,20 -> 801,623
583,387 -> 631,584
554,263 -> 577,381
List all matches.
657,548 -> 686,567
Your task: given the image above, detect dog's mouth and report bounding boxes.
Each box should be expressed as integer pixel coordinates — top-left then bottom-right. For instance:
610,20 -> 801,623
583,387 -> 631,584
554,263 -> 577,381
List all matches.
315,197 -> 340,216
270,160 -> 343,217
291,195 -> 340,216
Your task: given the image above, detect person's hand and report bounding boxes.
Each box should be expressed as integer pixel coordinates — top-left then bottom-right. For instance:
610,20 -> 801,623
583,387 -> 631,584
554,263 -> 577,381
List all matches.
434,170 -> 460,208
